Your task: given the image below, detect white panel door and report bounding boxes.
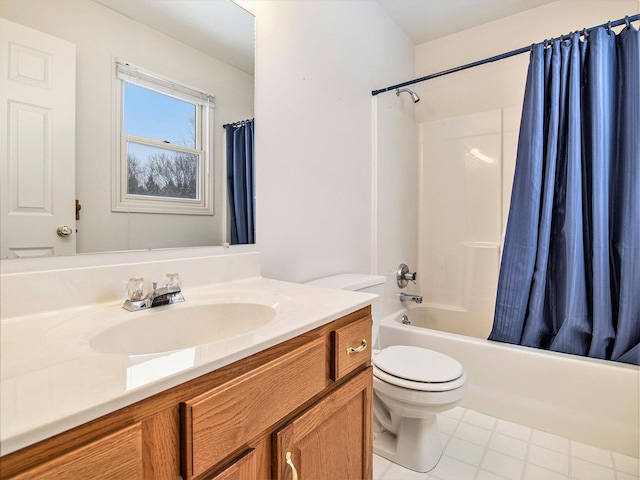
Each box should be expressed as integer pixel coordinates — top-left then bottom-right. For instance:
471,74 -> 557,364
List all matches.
0,18 -> 76,258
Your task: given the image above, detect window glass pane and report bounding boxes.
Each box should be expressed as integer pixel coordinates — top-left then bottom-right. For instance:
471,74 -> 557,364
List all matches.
123,82 -> 196,148
127,142 -> 199,199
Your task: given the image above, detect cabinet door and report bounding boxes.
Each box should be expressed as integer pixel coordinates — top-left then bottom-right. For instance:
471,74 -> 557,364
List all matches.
7,423 -> 143,480
208,450 -> 256,480
274,368 -> 373,480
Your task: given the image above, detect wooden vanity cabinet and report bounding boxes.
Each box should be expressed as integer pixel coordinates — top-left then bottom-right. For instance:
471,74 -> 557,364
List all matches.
0,307 -> 372,480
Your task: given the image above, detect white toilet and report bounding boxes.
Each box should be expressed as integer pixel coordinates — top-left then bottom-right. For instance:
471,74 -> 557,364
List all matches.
306,273 -> 467,473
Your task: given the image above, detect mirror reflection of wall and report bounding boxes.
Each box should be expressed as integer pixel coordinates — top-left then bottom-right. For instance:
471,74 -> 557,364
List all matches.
0,0 -> 254,259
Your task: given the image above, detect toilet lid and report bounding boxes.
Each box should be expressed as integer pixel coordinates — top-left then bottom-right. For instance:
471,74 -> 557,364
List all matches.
373,345 -> 463,383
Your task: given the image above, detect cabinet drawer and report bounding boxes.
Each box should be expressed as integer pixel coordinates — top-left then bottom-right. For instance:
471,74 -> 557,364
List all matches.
332,315 -> 372,381
182,337 -> 327,479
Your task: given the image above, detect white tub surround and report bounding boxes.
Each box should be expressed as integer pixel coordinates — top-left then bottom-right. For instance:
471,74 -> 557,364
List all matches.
379,308 -> 640,458
0,251 -> 376,455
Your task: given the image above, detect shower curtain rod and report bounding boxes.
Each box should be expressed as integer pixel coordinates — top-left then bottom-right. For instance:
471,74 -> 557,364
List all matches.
223,118 -> 254,128
371,13 -> 640,96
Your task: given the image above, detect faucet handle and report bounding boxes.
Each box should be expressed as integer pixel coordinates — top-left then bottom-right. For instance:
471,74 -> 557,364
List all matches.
126,278 -> 146,301
162,273 -> 182,288
403,271 -> 417,282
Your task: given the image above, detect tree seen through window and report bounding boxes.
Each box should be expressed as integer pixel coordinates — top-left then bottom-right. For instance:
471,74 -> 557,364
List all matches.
123,82 -> 200,200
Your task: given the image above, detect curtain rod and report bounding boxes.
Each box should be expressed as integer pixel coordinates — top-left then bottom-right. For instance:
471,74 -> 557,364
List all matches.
372,13 -> 640,96
223,118 -> 254,128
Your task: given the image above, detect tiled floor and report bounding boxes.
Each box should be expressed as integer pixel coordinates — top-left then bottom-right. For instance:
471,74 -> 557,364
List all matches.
373,406 -> 639,480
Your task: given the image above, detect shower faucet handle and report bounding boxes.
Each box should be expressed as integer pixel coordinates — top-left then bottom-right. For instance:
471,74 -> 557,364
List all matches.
396,263 -> 417,288
403,271 -> 417,282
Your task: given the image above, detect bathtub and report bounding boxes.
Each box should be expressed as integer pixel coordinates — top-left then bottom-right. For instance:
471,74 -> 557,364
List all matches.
377,305 -> 640,457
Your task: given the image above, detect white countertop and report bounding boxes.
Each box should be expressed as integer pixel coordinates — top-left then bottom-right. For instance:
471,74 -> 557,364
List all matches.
0,276 -> 375,456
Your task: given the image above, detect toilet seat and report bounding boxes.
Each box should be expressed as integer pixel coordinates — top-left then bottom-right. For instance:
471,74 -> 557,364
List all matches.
373,345 -> 466,392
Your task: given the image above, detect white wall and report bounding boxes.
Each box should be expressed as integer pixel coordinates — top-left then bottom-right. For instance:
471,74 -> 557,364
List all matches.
0,0 -> 254,254
239,0 -> 415,283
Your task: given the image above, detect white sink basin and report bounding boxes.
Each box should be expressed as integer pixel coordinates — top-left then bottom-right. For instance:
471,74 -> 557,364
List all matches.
89,302 -> 277,355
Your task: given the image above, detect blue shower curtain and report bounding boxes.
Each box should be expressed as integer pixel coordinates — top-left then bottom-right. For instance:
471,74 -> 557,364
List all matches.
224,119 -> 255,245
489,25 -> 640,365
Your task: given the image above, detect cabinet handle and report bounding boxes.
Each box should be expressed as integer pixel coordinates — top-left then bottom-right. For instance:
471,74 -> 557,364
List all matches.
346,339 -> 367,354
285,451 -> 299,480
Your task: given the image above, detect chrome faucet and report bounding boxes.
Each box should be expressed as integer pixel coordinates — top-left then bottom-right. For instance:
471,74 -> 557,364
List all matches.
123,274 -> 185,311
399,292 -> 423,304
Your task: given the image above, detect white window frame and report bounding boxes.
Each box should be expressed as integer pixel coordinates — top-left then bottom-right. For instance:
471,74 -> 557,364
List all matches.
111,59 -> 215,215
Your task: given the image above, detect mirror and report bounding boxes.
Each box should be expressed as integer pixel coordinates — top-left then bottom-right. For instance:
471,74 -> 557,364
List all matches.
0,0 -> 255,259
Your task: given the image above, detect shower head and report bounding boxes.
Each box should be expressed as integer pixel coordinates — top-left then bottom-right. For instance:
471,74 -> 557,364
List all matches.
396,88 -> 420,103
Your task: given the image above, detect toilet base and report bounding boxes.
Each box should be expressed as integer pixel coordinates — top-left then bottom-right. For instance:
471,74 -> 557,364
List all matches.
373,415 -> 443,472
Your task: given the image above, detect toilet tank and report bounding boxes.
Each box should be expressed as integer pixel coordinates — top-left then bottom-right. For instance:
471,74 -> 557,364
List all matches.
305,273 -> 386,345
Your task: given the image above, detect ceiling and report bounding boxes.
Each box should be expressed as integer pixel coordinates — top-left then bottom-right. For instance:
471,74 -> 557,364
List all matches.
376,0 -> 559,44
93,0 -> 566,75
92,0 -> 562,73
93,0 -> 255,74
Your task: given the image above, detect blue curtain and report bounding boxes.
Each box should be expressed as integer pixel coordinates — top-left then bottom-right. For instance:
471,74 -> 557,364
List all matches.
224,119 -> 255,245
489,25 -> 640,365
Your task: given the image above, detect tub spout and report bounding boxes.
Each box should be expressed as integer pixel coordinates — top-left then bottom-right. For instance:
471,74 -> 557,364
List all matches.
399,292 -> 422,304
